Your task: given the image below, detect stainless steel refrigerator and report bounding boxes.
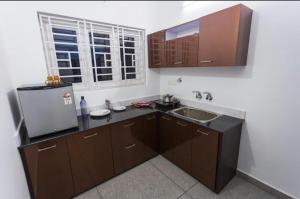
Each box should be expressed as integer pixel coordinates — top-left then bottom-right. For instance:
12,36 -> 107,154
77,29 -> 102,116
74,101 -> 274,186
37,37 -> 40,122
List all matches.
17,83 -> 78,138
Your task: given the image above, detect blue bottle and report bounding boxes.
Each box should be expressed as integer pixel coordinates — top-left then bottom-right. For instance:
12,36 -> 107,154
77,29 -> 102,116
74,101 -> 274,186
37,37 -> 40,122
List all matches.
80,96 -> 88,117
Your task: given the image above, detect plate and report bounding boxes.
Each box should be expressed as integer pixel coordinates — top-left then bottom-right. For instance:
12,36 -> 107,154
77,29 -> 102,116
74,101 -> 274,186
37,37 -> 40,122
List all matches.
90,109 -> 111,117
112,106 -> 126,112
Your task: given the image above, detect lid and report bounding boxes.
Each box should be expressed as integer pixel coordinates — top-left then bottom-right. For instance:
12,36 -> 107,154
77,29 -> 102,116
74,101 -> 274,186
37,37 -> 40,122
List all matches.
17,83 -> 72,91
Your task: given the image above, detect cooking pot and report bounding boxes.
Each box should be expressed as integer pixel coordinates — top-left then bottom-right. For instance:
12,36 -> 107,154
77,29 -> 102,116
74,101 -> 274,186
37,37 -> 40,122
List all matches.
162,94 -> 174,103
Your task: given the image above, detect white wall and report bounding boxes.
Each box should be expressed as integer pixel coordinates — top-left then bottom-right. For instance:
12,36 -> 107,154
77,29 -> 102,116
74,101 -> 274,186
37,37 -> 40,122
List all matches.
0,1 -> 161,108
0,1 -> 160,198
0,30 -> 30,198
156,1 -> 300,198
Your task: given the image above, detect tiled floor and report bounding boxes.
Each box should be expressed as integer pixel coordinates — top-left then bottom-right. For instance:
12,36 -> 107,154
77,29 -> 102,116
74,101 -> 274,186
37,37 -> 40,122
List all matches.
73,155 -> 278,199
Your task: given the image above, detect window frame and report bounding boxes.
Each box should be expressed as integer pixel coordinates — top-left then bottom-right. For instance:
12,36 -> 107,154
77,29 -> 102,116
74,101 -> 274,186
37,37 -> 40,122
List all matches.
38,12 -> 146,90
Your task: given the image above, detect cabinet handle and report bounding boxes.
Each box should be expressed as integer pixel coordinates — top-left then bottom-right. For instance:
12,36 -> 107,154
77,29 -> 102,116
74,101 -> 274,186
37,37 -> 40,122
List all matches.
174,61 -> 182,64
176,121 -> 188,127
197,129 -> 209,136
83,133 -> 98,139
146,115 -> 156,120
155,62 -> 161,65
38,145 -> 57,152
125,144 -> 136,150
161,116 -> 171,121
199,60 -> 213,63
124,122 -> 135,127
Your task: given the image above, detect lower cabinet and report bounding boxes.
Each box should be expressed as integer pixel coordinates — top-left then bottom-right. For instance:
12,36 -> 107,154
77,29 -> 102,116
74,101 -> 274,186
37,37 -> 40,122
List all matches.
19,112 -> 241,198
191,126 -> 219,190
159,113 -> 242,193
111,113 -> 158,174
67,126 -> 114,194
20,137 -> 74,199
160,115 -> 193,174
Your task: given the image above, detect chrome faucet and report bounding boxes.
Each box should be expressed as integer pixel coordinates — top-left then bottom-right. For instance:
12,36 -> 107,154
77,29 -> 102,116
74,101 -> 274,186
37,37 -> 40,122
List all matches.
192,91 -> 202,100
105,99 -> 111,110
203,92 -> 213,101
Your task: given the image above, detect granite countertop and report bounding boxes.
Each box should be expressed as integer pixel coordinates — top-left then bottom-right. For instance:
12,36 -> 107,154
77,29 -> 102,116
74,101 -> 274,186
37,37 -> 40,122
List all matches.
19,105 -> 244,147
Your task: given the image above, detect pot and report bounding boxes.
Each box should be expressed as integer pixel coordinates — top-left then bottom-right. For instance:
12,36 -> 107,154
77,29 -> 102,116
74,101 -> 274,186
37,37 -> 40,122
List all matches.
162,94 -> 174,103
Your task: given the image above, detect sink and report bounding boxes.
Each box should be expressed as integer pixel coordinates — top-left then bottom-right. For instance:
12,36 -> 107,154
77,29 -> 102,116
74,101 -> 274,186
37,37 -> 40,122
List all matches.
170,107 -> 221,123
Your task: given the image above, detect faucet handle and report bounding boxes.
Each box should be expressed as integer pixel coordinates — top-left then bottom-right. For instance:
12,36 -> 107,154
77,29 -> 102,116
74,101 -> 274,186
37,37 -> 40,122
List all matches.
192,91 -> 202,100
203,92 -> 213,101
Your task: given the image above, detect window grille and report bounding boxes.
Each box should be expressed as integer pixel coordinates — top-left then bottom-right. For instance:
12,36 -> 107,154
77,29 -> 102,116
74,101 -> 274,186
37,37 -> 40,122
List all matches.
38,12 -> 145,89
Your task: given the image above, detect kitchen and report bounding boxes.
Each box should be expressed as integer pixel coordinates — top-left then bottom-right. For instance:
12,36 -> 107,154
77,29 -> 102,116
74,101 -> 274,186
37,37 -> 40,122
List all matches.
0,1 -> 299,199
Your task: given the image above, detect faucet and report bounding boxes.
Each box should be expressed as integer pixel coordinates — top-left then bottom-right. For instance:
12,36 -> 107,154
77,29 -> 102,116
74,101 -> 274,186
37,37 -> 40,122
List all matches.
192,91 -> 202,100
105,99 -> 111,110
203,92 -> 213,101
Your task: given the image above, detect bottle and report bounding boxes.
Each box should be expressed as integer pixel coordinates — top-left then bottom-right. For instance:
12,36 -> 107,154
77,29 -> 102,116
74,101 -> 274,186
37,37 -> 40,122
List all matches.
80,96 -> 88,117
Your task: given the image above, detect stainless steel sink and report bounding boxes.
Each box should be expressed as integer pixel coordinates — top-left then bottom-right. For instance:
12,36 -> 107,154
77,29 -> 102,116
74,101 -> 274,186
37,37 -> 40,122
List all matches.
170,107 -> 221,123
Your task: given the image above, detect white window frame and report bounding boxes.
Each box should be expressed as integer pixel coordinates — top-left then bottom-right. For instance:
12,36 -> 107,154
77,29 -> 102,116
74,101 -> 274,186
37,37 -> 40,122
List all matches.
38,12 -> 146,90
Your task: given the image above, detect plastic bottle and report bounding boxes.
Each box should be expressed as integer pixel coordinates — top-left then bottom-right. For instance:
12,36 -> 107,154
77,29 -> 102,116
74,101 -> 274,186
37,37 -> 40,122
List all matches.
80,96 -> 88,117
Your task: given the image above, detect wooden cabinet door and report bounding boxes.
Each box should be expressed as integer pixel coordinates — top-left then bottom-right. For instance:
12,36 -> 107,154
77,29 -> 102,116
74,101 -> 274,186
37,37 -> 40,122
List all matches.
111,119 -> 137,174
133,114 -> 158,164
165,39 -> 176,66
198,5 -> 241,66
191,126 -> 219,190
21,138 -> 74,199
148,31 -> 165,68
182,34 -> 198,67
67,126 -> 114,194
159,114 -> 175,161
172,118 -> 193,174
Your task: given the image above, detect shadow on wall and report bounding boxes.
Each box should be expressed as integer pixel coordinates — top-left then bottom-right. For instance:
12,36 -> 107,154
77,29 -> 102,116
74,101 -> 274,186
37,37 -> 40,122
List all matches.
158,11 -> 260,80
7,90 -> 22,130
238,122 -> 255,173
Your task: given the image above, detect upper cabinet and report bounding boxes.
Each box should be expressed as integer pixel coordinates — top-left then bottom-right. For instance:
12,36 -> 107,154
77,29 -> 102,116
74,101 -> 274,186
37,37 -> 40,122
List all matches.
148,4 -> 253,68
198,4 -> 253,66
148,31 -> 166,68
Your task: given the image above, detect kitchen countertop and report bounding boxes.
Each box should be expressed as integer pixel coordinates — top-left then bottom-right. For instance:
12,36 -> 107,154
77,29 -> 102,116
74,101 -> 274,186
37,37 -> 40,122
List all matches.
19,105 -> 244,147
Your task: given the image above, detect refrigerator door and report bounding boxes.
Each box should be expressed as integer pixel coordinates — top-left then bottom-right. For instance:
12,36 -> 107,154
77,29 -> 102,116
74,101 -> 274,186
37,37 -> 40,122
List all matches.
18,85 -> 78,138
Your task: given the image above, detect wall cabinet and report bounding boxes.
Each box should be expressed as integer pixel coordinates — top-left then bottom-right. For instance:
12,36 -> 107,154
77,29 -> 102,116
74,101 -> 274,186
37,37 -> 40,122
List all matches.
148,4 -> 252,68
165,35 -> 198,67
67,126 -> 114,194
20,138 -> 74,199
148,31 -> 165,68
198,4 -> 253,66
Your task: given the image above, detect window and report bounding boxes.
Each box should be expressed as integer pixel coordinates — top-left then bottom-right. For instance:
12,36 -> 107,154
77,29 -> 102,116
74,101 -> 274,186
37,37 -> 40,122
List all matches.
38,13 -> 145,89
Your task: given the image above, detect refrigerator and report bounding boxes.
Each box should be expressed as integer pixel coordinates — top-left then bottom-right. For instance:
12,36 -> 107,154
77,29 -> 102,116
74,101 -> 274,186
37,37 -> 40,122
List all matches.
17,83 -> 78,138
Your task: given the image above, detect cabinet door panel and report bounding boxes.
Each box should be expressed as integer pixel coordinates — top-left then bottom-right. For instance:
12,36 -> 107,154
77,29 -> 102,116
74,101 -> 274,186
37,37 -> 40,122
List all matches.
165,40 -> 176,66
172,119 -> 193,174
198,6 -> 240,66
191,126 -> 219,190
22,138 -> 74,199
159,115 -> 175,161
148,31 -> 165,67
182,34 -> 198,66
133,114 -> 158,164
111,120 -> 136,174
67,126 -> 114,194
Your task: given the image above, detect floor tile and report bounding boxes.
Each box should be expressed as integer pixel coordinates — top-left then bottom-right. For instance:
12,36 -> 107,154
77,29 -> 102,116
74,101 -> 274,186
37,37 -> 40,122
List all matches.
188,176 -> 279,199
73,188 -> 101,199
187,182 -> 219,199
178,193 -> 193,199
97,161 -> 184,199
150,155 -> 197,191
